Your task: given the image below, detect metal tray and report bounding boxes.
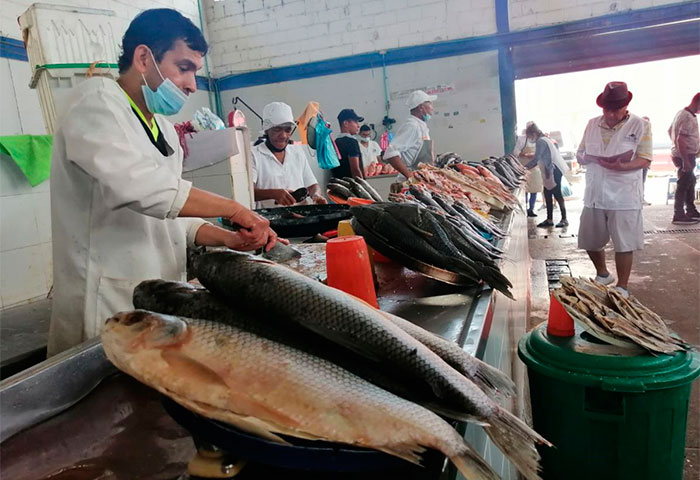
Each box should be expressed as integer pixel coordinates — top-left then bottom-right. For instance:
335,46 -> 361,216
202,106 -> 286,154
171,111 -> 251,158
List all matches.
222,204 -> 351,238
352,218 -> 477,287
161,396 -> 416,473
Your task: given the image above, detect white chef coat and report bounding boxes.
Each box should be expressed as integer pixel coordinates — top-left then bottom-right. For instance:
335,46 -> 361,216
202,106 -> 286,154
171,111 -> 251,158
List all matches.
580,114 -> 646,210
48,77 -> 207,356
358,139 -> 382,165
383,116 -> 430,175
251,142 -> 318,209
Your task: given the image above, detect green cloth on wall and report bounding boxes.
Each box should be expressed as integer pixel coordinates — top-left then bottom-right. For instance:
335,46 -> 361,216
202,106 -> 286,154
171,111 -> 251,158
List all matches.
0,135 -> 53,187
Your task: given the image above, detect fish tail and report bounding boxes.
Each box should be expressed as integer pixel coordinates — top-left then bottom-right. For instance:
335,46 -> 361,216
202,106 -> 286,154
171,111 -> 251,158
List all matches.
450,443 -> 501,480
471,361 -> 516,400
484,407 -> 552,480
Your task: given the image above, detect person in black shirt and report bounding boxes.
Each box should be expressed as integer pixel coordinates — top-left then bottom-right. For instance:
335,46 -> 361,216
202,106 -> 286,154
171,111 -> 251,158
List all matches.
332,109 -> 365,178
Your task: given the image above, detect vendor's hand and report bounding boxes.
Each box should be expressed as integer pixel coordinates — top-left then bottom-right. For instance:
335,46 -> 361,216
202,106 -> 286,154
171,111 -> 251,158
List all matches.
228,208 -> 271,249
312,194 -> 328,205
273,189 -> 296,206
222,231 -> 256,251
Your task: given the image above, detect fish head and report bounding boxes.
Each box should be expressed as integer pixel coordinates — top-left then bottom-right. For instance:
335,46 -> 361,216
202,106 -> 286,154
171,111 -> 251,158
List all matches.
103,310 -> 191,352
350,205 -> 384,227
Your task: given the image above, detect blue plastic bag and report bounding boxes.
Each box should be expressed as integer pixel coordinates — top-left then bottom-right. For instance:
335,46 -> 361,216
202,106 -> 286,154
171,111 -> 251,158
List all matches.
314,114 -> 340,170
560,175 -> 573,197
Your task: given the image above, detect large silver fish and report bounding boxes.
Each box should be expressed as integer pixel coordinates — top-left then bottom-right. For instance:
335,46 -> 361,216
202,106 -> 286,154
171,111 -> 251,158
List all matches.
102,310 -> 499,480
192,251 -> 550,479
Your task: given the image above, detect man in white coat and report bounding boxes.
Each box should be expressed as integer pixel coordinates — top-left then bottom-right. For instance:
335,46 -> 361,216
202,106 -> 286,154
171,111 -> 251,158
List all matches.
49,9 -> 281,355
576,82 -> 652,298
251,102 -> 326,209
383,90 -> 437,181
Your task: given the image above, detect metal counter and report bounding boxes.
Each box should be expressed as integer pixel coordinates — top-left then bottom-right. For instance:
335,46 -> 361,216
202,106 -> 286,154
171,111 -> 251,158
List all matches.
0,205 -> 530,480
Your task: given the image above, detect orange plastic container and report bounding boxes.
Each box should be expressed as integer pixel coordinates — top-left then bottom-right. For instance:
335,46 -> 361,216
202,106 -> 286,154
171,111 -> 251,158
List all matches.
326,235 -> 378,308
547,292 -> 575,337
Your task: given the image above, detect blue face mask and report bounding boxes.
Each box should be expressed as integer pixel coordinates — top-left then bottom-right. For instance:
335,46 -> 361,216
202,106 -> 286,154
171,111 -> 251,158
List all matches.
141,50 -> 188,116
422,114 -> 431,122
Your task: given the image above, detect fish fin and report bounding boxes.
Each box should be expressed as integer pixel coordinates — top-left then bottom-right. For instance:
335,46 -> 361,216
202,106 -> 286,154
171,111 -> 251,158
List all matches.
471,361 -> 516,400
484,407 -> 551,480
163,391 -> 291,445
160,350 -> 230,389
420,402 -> 490,426
374,443 -> 427,466
450,443 -> 501,480
406,222 -> 434,238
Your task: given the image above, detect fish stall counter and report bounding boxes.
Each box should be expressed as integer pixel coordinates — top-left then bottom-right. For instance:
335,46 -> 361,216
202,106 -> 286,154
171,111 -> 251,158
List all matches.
0,200 -> 530,480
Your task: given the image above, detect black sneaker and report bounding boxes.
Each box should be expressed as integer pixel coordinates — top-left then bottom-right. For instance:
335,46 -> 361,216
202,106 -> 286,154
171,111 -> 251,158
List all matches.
527,210 -> 537,217
688,210 -> 700,220
672,214 -> 700,225
556,219 -> 569,228
537,219 -> 554,228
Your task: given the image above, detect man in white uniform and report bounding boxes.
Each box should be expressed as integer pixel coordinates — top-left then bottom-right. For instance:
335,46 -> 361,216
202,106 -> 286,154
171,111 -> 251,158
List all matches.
576,82 -> 652,298
49,9 -> 280,355
251,102 -> 326,209
383,90 -> 436,180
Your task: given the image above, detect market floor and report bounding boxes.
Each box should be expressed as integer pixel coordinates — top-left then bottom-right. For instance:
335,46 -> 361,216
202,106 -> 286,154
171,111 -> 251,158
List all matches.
526,174 -> 700,480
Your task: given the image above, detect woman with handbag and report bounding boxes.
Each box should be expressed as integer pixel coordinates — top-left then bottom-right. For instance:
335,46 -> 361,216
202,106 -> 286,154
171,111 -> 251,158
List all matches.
524,123 -> 571,228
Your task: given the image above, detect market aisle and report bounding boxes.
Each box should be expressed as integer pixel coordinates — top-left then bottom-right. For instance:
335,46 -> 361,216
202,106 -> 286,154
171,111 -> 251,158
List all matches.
527,177 -> 700,480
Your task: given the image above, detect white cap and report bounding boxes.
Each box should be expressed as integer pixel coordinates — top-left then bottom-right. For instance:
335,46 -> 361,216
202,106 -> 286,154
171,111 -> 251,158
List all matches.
262,102 -> 295,131
406,90 -> 437,110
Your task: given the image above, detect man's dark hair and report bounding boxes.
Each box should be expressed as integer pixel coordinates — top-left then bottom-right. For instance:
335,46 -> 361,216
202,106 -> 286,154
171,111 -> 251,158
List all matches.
360,125 -> 371,133
118,9 -> 208,73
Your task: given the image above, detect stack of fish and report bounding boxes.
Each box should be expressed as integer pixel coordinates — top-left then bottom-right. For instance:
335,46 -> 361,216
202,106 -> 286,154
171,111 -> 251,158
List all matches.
327,176 -> 383,202
554,277 -> 692,354
481,155 -> 527,190
351,202 -> 513,298
413,164 -> 521,212
102,251 -> 550,480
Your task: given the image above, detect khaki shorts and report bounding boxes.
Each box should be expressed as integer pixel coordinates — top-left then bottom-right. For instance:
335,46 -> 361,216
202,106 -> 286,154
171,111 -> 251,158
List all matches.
578,207 -> 644,252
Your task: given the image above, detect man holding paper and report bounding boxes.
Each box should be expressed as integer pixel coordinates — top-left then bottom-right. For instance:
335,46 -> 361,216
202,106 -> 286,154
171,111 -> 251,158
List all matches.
576,82 -> 652,298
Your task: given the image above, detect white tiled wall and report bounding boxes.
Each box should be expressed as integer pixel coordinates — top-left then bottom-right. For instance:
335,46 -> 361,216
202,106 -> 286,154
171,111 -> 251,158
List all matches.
509,0 -> 690,31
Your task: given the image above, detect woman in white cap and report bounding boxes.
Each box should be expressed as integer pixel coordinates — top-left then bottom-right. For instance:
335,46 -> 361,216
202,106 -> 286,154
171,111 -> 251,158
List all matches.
383,90 -> 437,180
252,102 -> 326,208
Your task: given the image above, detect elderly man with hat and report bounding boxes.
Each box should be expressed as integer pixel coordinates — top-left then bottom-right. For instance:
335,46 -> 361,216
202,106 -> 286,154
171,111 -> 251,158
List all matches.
576,81 -> 652,298
252,102 -> 326,208
383,90 -> 437,180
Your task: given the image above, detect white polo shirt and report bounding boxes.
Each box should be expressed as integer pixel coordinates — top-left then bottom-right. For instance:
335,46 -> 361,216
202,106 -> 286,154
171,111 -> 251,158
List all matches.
251,142 -> 319,209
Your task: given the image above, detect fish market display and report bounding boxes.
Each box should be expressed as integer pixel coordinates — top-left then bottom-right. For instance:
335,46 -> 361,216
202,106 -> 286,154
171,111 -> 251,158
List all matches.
352,202 -> 513,298
190,251 -> 547,478
554,277 -> 692,354
102,311 -> 500,480
327,176 -> 383,202
413,164 -> 520,212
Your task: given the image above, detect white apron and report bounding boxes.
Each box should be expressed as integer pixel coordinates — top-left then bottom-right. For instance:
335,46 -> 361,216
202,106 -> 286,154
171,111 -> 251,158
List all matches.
582,115 -> 645,210
538,137 -> 570,191
48,78 -> 206,355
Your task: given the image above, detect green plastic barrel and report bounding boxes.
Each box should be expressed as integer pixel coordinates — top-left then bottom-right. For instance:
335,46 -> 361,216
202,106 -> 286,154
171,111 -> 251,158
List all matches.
518,323 -> 700,480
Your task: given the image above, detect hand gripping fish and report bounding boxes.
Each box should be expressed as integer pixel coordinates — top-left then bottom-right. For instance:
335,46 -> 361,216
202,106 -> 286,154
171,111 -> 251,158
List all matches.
102,311 -> 499,480
192,251 -> 551,479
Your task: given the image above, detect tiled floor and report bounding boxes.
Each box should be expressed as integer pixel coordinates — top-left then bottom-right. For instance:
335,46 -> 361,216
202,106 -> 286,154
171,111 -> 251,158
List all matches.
527,174 -> 699,480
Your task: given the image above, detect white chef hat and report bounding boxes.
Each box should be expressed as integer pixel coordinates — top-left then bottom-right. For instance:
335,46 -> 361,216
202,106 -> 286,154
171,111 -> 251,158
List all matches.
262,102 -> 295,132
406,90 -> 437,110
